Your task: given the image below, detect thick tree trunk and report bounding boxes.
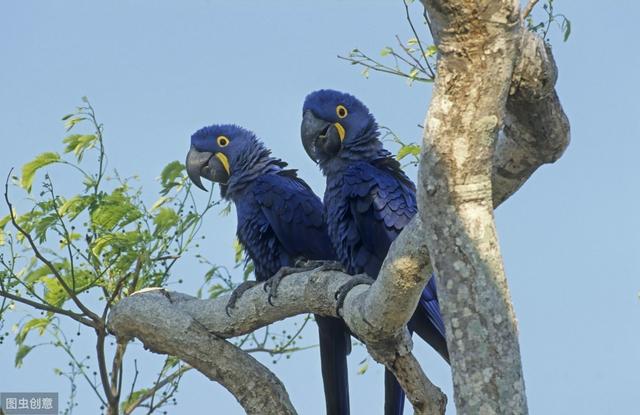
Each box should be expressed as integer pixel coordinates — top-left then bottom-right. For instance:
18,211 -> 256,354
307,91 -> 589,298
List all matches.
418,1 -> 568,413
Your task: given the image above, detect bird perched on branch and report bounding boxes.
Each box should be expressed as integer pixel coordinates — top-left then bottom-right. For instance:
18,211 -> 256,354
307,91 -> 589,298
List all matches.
301,89 -> 449,415
186,124 -> 351,415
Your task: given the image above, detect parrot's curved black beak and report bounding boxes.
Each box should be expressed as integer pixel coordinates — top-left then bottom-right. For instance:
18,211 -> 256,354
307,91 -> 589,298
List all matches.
301,110 -> 343,163
186,146 -> 230,191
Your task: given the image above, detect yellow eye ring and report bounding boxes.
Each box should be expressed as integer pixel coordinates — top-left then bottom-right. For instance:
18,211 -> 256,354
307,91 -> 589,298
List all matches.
336,105 -> 348,119
217,135 -> 230,147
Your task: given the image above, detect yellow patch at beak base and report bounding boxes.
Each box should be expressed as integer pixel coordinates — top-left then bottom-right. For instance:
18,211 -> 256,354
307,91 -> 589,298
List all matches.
333,122 -> 346,141
215,152 -> 231,175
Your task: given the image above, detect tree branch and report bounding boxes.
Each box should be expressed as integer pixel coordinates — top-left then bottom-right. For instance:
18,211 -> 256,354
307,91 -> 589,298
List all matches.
522,0 -> 539,19
0,288 -> 94,327
108,273 -> 447,415
108,289 -> 299,415
494,30 -> 570,205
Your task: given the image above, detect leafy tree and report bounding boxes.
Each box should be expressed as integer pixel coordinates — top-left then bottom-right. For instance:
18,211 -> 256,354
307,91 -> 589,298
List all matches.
0,99 -> 310,415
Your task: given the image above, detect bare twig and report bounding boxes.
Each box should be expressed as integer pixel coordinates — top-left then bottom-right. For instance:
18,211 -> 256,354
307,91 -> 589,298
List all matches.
522,0 -> 540,19
0,288 -> 93,327
402,0 -> 435,77
123,365 -> 191,415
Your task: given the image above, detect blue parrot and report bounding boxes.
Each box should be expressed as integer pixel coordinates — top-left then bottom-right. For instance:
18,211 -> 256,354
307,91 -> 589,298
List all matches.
186,124 -> 351,415
300,89 -> 449,415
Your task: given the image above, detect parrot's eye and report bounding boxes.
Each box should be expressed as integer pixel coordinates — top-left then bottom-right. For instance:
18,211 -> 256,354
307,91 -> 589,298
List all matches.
336,105 -> 348,119
217,136 -> 230,147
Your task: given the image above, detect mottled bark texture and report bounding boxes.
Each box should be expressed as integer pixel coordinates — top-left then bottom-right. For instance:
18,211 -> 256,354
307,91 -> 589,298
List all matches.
108,288 -> 297,415
418,0 -> 569,414
108,2 -> 569,413
108,274 -> 447,415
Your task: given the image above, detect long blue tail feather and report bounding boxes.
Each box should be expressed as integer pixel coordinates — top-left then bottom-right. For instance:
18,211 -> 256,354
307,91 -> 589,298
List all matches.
316,315 -> 351,415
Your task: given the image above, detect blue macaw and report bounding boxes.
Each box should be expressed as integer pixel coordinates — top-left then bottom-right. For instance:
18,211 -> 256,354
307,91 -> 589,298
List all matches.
300,89 -> 449,415
186,125 -> 351,415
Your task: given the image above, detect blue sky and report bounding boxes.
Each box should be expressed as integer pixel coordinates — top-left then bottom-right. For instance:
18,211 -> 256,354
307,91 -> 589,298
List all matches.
0,1 -> 638,414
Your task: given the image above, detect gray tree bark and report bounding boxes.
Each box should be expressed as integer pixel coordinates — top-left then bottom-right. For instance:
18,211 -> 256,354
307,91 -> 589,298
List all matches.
108,1 -> 569,413
418,1 -> 569,413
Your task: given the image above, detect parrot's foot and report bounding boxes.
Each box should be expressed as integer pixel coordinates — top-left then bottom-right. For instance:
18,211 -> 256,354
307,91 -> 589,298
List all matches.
294,259 -> 345,272
225,281 -> 260,316
335,274 -> 375,315
263,266 -> 302,305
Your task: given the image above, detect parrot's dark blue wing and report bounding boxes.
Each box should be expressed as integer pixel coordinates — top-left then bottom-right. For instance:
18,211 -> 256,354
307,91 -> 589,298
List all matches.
253,171 -> 335,261
343,160 -> 448,415
253,171 -> 351,415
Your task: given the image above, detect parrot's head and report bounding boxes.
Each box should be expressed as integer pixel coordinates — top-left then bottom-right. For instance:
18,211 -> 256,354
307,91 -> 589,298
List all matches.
301,89 -> 378,165
186,124 -> 268,192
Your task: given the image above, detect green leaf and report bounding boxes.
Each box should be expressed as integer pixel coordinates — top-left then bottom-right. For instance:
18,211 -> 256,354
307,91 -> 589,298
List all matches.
91,231 -> 142,258
357,361 -> 369,375
63,134 -> 97,161
59,195 -> 93,220
208,283 -> 229,299
64,117 -> 86,131
380,46 -> 393,57
16,318 -> 50,344
33,213 -> 57,243
59,232 -> 81,249
90,189 -> 142,231
150,196 -> 170,211
219,201 -> 232,216
407,37 -> 418,46
21,152 -> 61,193
160,161 -> 185,195
233,238 -> 244,264
41,276 -> 68,308
15,344 -> 34,368
122,388 -> 150,414
0,213 -> 10,245
396,143 -> 421,160
153,207 -> 179,234
425,45 -> 438,58
23,264 -> 53,287
562,18 -> 571,42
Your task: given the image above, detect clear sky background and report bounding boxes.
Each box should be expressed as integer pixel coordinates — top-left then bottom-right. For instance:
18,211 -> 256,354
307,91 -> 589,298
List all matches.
0,1 -> 638,414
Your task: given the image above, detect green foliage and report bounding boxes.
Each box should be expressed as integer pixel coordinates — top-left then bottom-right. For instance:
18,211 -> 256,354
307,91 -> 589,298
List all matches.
21,152 -> 61,193
357,358 -> 369,375
396,143 -> 421,161
14,344 -> 34,367
380,126 -> 422,167
63,134 -> 97,161
343,0 -> 571,85
0,213 -> 11,245
340,1 -> 436,85
0,98 -> 221,414
0,98 -> 310,414
16,317 -> 50,344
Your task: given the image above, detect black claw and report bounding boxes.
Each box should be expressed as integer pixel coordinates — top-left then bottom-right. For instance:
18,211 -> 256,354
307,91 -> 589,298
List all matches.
264,266 -> 300,306
335,274 -> 375,315
316,260 -> 346,273
225,281 -> 260,316
294,259 -> 345,273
